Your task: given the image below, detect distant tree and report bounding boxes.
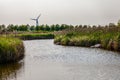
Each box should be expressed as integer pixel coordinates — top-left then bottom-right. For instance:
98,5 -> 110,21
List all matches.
69,25 -> 74,29
92,25 -> 96,28
30,26 -> 35,31
39,25 -> 44,31
83,25 -> 87,28
98,25 -> 102,28
7,24 -> 14,31
44,24 -> 50,31
117,20 -> 120,27
55,24 -> 60,31
109,23 -> 116,27
14,25 -> 18,31
60,24 -> 65,30
50,24 -> 55,31
18,25 -> 28,31
64,24 -> 69,29
79,25 -> 82,28
88,25 -> 91,28
26,24 -> 30,31
75,25 -> 78,29
0,24 -> 6,32
35,26 -> 39,31
105,25 -> 109,28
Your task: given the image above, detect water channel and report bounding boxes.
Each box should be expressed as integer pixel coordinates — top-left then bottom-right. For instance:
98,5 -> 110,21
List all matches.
0,40 -> 120,80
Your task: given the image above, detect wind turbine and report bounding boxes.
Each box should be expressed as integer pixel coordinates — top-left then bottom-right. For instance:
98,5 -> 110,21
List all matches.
31,14 -> 41,26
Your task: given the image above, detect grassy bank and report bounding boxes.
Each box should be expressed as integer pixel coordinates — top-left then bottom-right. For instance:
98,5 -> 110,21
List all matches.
54,26 -> 120,52
17,33 -> 54,40
0,32 -> 53,64
0,37 -> 24,64
1,32 -> 54,40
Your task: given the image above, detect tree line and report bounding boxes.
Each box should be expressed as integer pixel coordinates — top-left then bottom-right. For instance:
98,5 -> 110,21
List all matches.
1,19 -> 120,33
0,24 -> 74,32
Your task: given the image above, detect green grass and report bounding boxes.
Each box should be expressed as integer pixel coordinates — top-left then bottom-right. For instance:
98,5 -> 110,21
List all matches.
15,33 -> 54,40
0,37 -> 24,64
0,32 -> 54,64
54,26 -> 120,51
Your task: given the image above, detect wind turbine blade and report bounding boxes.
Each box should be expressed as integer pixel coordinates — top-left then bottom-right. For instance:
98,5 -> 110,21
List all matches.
37,14 -> 41,19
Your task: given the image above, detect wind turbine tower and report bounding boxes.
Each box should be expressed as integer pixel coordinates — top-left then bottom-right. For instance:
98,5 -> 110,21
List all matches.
31,14 -> 41,26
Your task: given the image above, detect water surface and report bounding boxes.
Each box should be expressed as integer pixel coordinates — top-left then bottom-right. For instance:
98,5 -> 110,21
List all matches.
0,40 -> 120,80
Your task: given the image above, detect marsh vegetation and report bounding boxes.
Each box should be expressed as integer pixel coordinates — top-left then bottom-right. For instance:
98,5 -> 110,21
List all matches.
0,21 -> 120,64
54,22 -> 120,52
0,37 -> 24,64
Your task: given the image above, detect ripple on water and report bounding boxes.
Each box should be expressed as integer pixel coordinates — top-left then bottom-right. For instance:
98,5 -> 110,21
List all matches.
24,40 -> 120,65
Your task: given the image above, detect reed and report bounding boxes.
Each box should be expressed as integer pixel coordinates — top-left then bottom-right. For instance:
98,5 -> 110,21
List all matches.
54,26 -> 120,52
0,37 -> 24,64
16,33 -> 54,40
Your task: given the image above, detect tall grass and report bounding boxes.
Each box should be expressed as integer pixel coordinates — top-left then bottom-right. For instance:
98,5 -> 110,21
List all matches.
54,26 -> 120,51
0,37 -> 24,64
16,33 -> 54,40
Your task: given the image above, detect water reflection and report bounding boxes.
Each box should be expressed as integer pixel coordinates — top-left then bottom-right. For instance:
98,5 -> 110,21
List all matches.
0,61 -> 24,80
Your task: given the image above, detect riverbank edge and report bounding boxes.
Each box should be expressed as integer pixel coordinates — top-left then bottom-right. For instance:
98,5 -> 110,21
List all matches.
0,33 -> 54,64
15,33 -> 54,40
54,40 -> 120,52
0,37 -> 25,64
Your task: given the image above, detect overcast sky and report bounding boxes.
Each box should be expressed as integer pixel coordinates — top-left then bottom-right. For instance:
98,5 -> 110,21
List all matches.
0,0 -> 120,26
